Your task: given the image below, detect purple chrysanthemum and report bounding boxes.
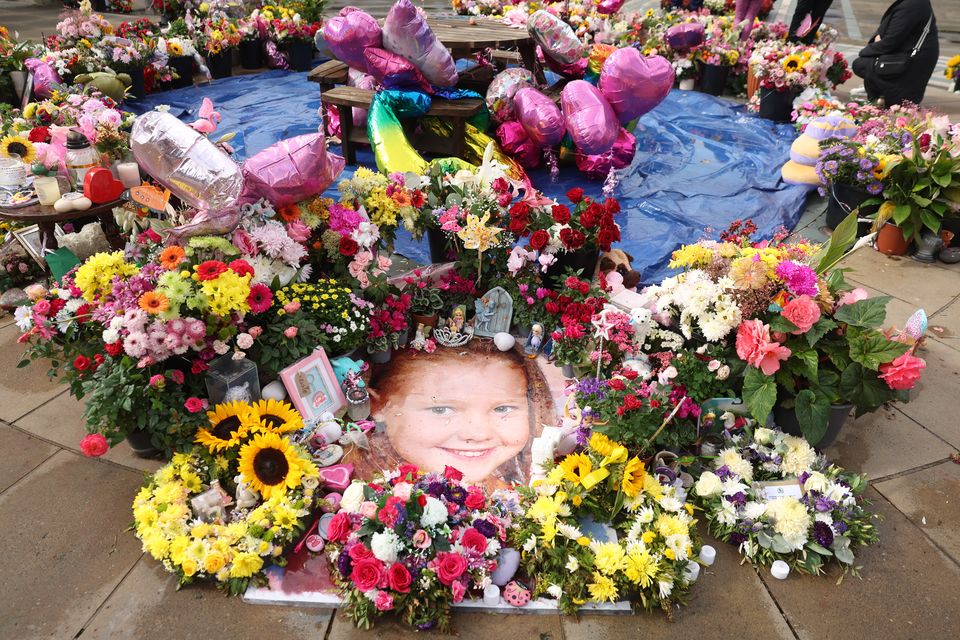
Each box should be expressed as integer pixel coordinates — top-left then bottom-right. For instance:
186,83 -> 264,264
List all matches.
833,521 -> 849,534
336,551 -> 352,577
814,521 -> 835,547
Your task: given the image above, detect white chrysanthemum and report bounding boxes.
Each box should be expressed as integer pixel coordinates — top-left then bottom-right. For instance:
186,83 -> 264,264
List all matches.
522,535 -> 537,552
717,448 -> 754,481
658,579 -> 674,599
565,555 -> 579,572
781,435 -> 817,475
694,471 -> 723,497
370,530 -> 400,564
635,506 -> 655,524
743,501 -> 766,521
485,538 -> 501,555
665,533 -> 691,560
556,522 -> 583,540
765,497 -> 811,550
717,501 -> 738,525
420,496 -> 448,528
547,584 -> 563,599
721,478 -> 750,496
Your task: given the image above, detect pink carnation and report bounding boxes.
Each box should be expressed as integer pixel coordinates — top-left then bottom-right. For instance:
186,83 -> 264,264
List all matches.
284,326 -> 299,339
373,590 -> 394,611
878,353 -> 926,390
781,295 -> 821,334
736,319 -> 792,375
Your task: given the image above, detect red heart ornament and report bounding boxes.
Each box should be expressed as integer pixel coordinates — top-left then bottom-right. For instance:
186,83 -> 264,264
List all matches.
83,167 -> 125,204
317,464 -> 354,490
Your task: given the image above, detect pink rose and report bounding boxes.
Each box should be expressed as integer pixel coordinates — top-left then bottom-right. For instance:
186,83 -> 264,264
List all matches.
451,579 -> 466,603
387,562 -> 412,593
283,300 -> 301,314
184,397 -> 206,413
464,491 -> 485,511
736,319 -> 792,375
392,482 -> 412,502
460,527 -> 488,554
373,590 -> 394,611
351,558 -> 386,592
148,374 -> 165,388
781,295 -> 821,334
837,288 -> 869,307
286,220 -> 311,243
327,512 -> 353,543
424,340 -> 437,354
412,529 -> 431,549
79,433 -> 108,457
284,326 -> 299,339
434,552 -> 467,585
878,353 -> 926,390
359,501 -> 378,519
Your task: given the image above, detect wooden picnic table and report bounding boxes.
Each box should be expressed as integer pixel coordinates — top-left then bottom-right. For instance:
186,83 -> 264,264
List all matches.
0,199 -> 124,254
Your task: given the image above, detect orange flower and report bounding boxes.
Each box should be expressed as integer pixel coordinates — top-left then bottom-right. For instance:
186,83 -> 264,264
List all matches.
138,291 -> 170,314
159,246 -> 186,270
277,203 -> 301,222
391,191 -> 412,207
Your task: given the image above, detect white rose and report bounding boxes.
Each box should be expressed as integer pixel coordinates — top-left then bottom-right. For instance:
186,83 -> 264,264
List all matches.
803,472 -> 830,494
340,481 -> 365,513
694,471 -> 723,497
753,427 -> 775,445
547,584 -> 563,599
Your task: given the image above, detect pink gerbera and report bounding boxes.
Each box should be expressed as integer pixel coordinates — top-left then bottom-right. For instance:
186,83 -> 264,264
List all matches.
248,283 -> 273,314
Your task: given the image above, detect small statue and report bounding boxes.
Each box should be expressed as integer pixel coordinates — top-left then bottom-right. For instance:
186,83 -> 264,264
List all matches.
234,473 -> 260,510
525,323 -> 545,358
410,323 -> 431,350
474,296 -> 496,333
190,479 -> 233,522
447,305 -> 467,335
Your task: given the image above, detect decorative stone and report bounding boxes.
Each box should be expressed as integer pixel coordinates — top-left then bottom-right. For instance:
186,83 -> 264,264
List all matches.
490,547 -> 521,586
261,380 -> 287,401
318,463 -> 354,490
493,332 -> 515,351
0,288 -> 28,312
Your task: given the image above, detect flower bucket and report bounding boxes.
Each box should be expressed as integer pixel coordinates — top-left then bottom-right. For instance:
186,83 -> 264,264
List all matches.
207,49 -> 234,79
773,402 -> 853,448
127,67 -> 146,101
426,227 -> 457,263
561,363 -> 575,378
544,247 -> 599,288
876,222 -> 910,256
368,348 -> 392,364
239,38 -> 264,69
411,312 -> 439,329
698,63 -> 729,96
167,55 -> 194,89
285,40 -> 314,72
758,88 -> 795,123
746,65 -> 760,100
826,182 -> 877,236
126,428 -> 162,459
678,78 -> 696,91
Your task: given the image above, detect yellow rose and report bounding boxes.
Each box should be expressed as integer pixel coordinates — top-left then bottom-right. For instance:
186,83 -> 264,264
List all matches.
181,559 -> 198,577
204,551 -> 226,574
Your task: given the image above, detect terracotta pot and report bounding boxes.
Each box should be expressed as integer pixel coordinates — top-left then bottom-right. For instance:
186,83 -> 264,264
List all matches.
876,222 -> 909,256
411,312 -> 439,328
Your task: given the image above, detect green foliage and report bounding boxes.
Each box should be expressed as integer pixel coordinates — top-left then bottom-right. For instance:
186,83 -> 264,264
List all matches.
742,367 -> 777,424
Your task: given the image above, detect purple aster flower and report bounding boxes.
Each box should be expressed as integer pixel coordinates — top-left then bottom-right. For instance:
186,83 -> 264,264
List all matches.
715,465 -> 733,480
840,148 -> 854,157
815,496 -> 836,513
729,532 -> 747,544
730,492 -> 747,506
474,519 -> 497,538
445,485 -> 467,504
833,521 -> 848,534
814,521 -> 835,547
824,160 -> 839,173
859,158 -> 873,170
427,481 -> 446,498
867,181 -> 883,194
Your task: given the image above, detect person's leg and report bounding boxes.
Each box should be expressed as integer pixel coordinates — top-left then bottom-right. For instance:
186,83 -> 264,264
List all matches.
738,0 -> 763,40
734,0 -> 748,27
799,0 -> 835,44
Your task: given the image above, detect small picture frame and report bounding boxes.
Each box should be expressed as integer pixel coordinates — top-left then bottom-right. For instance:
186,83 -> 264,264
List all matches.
12,224 -> 64,267
279,348 -> 347,422
755,479 -> 804,501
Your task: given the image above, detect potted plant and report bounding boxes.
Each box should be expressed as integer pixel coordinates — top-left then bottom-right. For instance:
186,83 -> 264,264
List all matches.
237,12 -> 268,70
542,271 -> 607,376
0,27 -> 36,106
815,137 -> 889,233
196,13 -> 242,79
366,292 -> 412,363
405,269 -> 445,327
268,9 -> 321,72
161,33 -> 199,89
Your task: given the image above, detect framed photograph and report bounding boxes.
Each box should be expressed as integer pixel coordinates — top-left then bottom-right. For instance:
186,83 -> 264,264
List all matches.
279,348 -> 347,422
12,224 -> 64,267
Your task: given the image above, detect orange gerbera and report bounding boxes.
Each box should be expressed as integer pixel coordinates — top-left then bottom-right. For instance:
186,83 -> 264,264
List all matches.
159,246 -> 186,270
277,203 -> 301,222
138,291 -> 170,314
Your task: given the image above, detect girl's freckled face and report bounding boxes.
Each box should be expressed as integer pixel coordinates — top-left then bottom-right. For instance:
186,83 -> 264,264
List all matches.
381,359 -> 530,482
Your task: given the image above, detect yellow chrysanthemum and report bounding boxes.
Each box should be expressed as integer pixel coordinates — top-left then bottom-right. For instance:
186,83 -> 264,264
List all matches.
230,552 -> 264,579
656,514 -> 689,539
625,548 -> 659,587
237,432 -> 312,499
0,135 -> 36,163
250,399 -> 303,434
593,542 -> 628,576
668,243 -> 714,270
74,251 -> 140,301
196,401 -> 253,452
587,572 -> 618,602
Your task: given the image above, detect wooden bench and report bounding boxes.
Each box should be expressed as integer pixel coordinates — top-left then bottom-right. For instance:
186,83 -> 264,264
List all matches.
321,86 -> 483,164
307,59 -> 349,95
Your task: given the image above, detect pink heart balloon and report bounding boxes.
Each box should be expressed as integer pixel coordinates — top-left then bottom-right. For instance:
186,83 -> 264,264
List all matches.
497,121 -> 541,168
364,47 -> 432,93
322,9 -> 382,73
514,86 -> 565,148
599,48 -> 673,124
382,0 -> 458,87
561,80 -> 619,156
595,0 -> 626,15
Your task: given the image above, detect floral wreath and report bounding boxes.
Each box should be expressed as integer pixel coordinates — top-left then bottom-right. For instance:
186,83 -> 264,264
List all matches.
510,433 -> 701,616
693,427 -> 879,575
133,400 -> 319,594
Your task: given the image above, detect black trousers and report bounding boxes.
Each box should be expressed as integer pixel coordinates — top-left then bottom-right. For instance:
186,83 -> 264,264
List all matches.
851,46 -> 939,106
788,0 -> 835,44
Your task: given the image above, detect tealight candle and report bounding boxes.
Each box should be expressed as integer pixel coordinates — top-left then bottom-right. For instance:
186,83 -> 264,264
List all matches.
34,176 -> 61,206
683,561 -> 701,583
116,161 -> 141,188
483,584 -> 500,606
699,545 -> 717,566
771,560 -> 790,580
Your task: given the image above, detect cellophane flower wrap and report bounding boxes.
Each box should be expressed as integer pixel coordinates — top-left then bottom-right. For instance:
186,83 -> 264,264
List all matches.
326,465 -> 516,631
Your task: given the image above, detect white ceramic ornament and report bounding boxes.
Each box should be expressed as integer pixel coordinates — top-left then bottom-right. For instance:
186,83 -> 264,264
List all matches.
493,332 -> 515,351
261,380 -> 287,401
53,192 -> 92,213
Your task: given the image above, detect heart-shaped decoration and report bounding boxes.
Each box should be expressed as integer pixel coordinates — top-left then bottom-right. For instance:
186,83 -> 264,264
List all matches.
318,463 -> 354,490
599,48 -> 674,124
83,167 -> 125,204
322,9 -> 382,73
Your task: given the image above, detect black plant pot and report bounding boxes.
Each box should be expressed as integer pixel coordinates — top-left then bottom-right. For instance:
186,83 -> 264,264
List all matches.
826,182 -> 878,236
285,40 -> 314,72
544,247 -> 600,287
426,227 -> 457,264
126,67 -> 145,101
239,38 -> 264,69
774,402 -> 853,448
167,55 -> 195,89
758,87 -> 795,123
207,49 -> 234,79
698,63 -> 729,96
125,429 -> 162,459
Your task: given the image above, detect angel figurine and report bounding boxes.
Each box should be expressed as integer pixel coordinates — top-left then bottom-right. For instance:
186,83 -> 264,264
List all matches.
474,296 -> 496,333
234,473 -> 260,510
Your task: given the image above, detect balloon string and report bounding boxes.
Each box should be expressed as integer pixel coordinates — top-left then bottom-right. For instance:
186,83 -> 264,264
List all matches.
545,148 -> 559,183
602,151 -> 619,197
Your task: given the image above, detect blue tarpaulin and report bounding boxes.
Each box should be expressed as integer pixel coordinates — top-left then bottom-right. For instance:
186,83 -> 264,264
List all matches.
128,69 -> 808,283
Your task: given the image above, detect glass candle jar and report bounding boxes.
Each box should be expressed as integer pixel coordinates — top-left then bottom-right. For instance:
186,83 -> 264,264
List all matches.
115,161 -> 141,188
33,176 -> 62,206
0,154 -> 26,188
64,131 -> 100,190
346,386 -> 371,422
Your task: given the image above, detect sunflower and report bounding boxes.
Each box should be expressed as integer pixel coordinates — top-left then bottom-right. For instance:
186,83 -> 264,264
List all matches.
238,431 -> 310,499
138,291 -> 170,314
250,399 -> 303,434
195,401 -> 254,452
0,135 -> 36,163
168,41 -> 184,56
621,457 -> 645,497
159,246 -> 186,270
782,54 -> 803,73
558,453 -> 593,484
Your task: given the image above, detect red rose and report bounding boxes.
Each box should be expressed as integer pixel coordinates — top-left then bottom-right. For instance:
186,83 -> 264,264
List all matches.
622,368 -> 639,380
597,229 -> 614,251
545,301 -> 560,314
552,204 -> 571,224
93,354 -> 104,369
28,126 -> 51,143
607,378 -> 626,391
509,202 -> 530,220
348,544 -> 374,561
327,512 -> 353,543
228,259 -> 255,278
49,298 -> 66,315
351,557 -> 386,592
184,397 -> 205,413
460,528 -> 488,554
104,342 -> 123,357
580,211 -> 596,228
417,494 -> 428,507
508,218 -> 528,235
79,433 -> 108,457
564,276 -> 580,289
567,187 -> 584,203
398,463 -> 419,480
443,465 -> 464,481
387,562 -> 412,593
577,281 -> 590,295
604,198 -> 621,215
434,552 -> 468,585
491,177 -> 510,194
73,355 -> 91,371
559,227 -> 574,248
339,236 -> 359,257
464,492 -> 485,510
568,230 -> 586,250
529,229 -> 549,251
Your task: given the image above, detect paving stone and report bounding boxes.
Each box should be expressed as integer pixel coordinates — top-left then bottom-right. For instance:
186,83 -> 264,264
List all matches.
561,531 -> 794,640
328,610 -> 565,640
823,405 -> 955,481
760,489 -> 960,640
838,248 -> 960,314
0,324 -> 66,422
81,557 -> 332,640
840,280 -> 927,334
0,450 -> 145,640
0,423 -> 57,493
928,297 -> 960,353
874,462 -> 960,565
15,390 -> 164,473
892,338 -> 960,450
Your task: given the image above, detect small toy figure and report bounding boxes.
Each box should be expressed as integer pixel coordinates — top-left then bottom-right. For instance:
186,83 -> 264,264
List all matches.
410,323 -> 431,350
474,296 -> 496,333
234,473 -> 260,509
524,322 -> 545,358
448,305 -> 467,334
